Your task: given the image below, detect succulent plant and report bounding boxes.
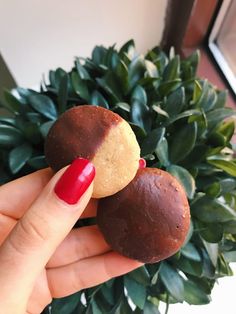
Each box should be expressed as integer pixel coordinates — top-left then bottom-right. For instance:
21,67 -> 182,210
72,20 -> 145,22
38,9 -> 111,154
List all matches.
1,40 -> 236,314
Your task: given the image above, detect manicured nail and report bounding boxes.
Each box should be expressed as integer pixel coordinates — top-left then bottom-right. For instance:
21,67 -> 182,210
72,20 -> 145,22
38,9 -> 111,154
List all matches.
139,158 -> 146,169
54,158 -> 95,205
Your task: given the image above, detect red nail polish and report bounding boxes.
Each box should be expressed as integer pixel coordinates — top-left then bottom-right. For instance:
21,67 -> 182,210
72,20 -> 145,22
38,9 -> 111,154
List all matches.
139,158 -> 146,169
54,158 -> 95,205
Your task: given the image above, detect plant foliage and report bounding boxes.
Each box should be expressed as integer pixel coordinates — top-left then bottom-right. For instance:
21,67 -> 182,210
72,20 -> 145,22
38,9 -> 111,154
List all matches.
1,40 -> 236,313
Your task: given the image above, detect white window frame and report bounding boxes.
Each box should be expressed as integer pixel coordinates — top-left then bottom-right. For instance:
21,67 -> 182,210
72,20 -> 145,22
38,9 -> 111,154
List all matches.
208,0 -> 236,95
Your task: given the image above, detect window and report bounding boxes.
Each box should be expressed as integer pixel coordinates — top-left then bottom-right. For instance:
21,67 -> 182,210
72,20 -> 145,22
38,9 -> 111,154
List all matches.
209,0 -> 236,95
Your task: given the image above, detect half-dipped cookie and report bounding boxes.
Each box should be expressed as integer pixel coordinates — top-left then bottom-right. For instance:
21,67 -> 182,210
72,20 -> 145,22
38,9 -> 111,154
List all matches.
97,168 -> 190,263
45,105 -> 140,198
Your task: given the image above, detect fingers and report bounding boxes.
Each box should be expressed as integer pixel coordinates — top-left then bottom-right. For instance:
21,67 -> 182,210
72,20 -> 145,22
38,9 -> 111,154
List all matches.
0,158 -> 95,306
0,168 -> 53,219
47,252 -> 143,298
47,225 -> 110,268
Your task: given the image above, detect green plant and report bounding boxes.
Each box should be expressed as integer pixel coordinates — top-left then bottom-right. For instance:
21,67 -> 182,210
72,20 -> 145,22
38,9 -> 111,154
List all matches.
1,40 -> 236,314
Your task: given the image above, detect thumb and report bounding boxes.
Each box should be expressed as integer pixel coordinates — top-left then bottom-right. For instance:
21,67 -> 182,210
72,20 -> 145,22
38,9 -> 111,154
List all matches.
0,158 -> 95,306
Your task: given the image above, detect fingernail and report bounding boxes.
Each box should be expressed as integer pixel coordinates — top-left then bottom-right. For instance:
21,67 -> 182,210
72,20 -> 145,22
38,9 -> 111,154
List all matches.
54,158 -> 95,205
139,158 -> 146,169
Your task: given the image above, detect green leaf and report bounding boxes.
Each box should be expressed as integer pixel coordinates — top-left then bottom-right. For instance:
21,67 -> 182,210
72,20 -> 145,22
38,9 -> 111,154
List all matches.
214,90 -> 227,108
51,292 -> 81,314
186,50 -> 200,77
207,159 -> 236,177
29,94 -> 57,120
164,87 -> 185,117
27,156 -> 47,169
0,125 -> 23,147
202,239 -> 218,267
163,55 -> 180,81
115,60 -> 129,93
131,85 -> 147,106
75,59 -> 91,80
96,72 -> 122,102
116,102 -> 130,112
130,99 -> 151,132
119,39 -> 135,55
143,301 -> 160,314
167,109 -> 202,125
181,242 -> 201,262
192,80 -> 202,103
124,277 -> 146,309
128,266 -> 150,286
169,122 -> 197,163
90,90 -> 109,108
58,73 -> 69,113
128,55 -> 146,89
159,262 -> 184,302
223,251 -> 236,262
206,108 -> 236,129
177,256 -> 202,276
9,143 -> 32,173
4,90 -> 21,112
158,79 -> 181,96
145,60 -> 159,78
184,281 -> 211,305
71,72 -> 89,101
40,121 -> 54,138
155,137 -> 169,166
167,165 -> 195,199
141,128 -> 165,156
216,120 -> 235,143
191,195 -> 236,223
198,221 -> 223,243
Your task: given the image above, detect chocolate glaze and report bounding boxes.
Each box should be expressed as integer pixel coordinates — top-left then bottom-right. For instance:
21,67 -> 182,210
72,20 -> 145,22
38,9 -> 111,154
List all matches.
45,105 -> 122,171
97,168 -> 190,263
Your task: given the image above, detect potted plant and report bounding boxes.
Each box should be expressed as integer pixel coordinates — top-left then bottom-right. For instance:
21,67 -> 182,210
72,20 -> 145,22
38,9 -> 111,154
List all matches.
1,40 -> 236,314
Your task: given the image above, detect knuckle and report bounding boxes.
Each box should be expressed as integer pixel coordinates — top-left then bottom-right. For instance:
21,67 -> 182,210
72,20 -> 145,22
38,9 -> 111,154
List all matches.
72,264 -> 86,291
19,215 -> 48,244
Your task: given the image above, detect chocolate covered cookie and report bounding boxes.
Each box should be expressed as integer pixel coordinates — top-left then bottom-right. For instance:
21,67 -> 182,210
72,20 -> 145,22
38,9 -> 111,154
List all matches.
97,168 -> 190,263
45,105 -> 140,198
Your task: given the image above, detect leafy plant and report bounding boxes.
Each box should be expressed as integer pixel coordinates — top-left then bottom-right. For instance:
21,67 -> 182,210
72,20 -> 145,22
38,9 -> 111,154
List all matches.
1,40 -> 236,314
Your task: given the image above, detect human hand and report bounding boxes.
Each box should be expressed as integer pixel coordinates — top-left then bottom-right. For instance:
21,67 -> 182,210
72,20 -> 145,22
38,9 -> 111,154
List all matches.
0,158 -> 142,314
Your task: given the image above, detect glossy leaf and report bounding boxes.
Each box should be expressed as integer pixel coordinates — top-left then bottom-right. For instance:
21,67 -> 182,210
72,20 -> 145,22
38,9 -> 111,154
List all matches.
40,121 -> 54,138
75,59 -> 91,80
71,72 -> 89,101
90,90 -> 109,108
141,128 -> 165,156
206,108 -> 236,129
191,195 -> 236,223
167,165 -> 196,199
0,125 -> 23,147
124,277 -> 146,309
128,266 -> 150,286
163,55 -> 180,81
164,87 -> 185,117
169,122 -> 197,163
4,90 -> 21,112
184,281 -> 211,305
27,156 -> 47,169
159,262 -> 184,302
155,137 -> 169,166
29,94 -> 57,120
207,159 -> 236,177
51,292 -> 81,314
181,242 -> 201,262
9,143 -> 32,173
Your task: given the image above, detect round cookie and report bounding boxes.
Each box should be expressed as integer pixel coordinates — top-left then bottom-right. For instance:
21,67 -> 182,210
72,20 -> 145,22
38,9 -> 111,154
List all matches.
45,105 -> 140,198
97,168 -> 190,263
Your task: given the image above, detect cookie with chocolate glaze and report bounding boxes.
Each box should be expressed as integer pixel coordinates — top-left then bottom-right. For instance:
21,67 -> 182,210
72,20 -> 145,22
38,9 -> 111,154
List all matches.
97,168 -> 190,263
45,105 -> 140,198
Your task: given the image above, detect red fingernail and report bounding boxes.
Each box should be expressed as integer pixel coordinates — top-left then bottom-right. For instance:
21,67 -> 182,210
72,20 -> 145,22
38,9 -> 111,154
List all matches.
54,158 -> 95,205
139,158 -> 146,169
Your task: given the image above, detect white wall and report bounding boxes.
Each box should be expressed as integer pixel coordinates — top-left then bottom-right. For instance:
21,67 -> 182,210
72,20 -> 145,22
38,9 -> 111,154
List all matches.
0,0 -> 167,87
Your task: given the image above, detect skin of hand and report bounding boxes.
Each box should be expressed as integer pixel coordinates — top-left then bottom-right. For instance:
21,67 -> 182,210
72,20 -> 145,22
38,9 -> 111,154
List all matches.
0,158 -> 142,314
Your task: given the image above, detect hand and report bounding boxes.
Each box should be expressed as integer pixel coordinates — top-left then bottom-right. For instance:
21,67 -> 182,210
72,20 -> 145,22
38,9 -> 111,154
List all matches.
0,158 -> 142,314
